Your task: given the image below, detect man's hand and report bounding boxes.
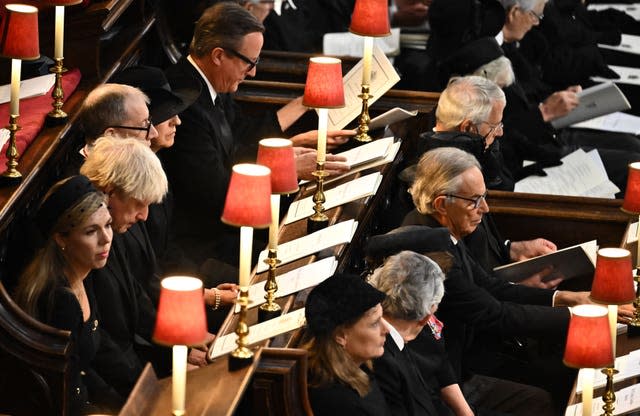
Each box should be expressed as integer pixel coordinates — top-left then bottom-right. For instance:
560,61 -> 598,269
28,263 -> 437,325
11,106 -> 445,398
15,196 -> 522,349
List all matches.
618,304 -> 635,324
294,148 -> 349,180
554,290 -> 592,307
510,238 -> 557,261
518,266 -> 563,289
290,129 -> 354,150
539,86 -> 581,122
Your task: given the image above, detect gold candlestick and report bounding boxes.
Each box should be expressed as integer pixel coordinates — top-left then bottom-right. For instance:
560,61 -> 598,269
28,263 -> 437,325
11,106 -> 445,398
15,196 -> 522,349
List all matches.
46,58 -> 68,125
601,367 -> 618,416
307,162 -> 329,233
258,249 -> 282,322
354,84 -> 372,143
1,114 -> 22,185
229,288 -> 253,370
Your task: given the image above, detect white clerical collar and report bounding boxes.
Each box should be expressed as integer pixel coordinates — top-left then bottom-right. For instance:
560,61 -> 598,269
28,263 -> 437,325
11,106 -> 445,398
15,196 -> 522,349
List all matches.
495,31 -> 504,46
383,318 -> 405,351
187,54 -> 218,105
450,235 -> 458,245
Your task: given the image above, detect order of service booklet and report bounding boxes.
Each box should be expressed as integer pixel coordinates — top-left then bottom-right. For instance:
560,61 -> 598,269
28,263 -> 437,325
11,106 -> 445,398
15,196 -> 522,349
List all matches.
551,82 -> 630,129
493,240 -> 597,283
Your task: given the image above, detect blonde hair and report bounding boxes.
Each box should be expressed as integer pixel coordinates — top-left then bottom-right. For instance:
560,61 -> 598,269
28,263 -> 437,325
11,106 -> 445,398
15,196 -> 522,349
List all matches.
80,136 -> 167,204
14,179 -> 107,320
302,326 -> 372,397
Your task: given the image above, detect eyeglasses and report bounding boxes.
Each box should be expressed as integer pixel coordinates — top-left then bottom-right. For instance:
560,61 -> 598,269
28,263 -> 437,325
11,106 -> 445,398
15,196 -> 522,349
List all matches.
479,121 -> 503,141
109,118 -> 153,140
446,191 -> 488,209
528,9 -> 544,21
225,48 -> 260,72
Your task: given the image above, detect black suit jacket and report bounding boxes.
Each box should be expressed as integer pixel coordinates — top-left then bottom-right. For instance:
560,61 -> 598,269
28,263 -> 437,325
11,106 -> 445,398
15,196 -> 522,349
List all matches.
374,335 -> 440,416
161,58 -> 282,266
400,212 -> 569,380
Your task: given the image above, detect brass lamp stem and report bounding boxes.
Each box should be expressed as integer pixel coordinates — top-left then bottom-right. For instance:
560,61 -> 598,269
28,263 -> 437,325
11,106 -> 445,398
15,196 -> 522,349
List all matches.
229,288 -> 253,370
1,114 -> 22,184
601,367 -> 618,416
47,58 -> 68,125
308,162 -> 330,233
258,249 -> 282,322
354,84 -> 372,143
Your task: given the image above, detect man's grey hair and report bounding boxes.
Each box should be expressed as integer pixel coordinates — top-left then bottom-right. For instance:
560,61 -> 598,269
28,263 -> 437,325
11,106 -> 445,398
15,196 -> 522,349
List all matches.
498,0 -> 544,11
472,56 -> 515,88
369,251 -> 446,321
409,147 -> 481,215
77,83 -> 149,145
80,136 -> 167,204
436,76 -> 506,130
190,2 -> 264,58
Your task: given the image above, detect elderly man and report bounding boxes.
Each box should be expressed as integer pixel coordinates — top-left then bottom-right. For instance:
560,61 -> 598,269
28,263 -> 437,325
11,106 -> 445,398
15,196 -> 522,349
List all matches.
370,250 -> 554,415
163,2 -> 350,268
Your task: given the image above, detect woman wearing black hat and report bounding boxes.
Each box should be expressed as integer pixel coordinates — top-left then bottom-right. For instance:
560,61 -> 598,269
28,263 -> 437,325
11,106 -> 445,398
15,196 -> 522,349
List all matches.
13,175 -> 122,415
303,273 -> 392,416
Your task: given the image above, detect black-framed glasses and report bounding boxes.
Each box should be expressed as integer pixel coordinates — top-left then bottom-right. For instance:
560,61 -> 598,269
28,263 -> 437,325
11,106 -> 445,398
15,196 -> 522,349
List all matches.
528,9 -> 544,21
109,118 -> 153,140
446,191 -> 488,209
225,48 -> 260,72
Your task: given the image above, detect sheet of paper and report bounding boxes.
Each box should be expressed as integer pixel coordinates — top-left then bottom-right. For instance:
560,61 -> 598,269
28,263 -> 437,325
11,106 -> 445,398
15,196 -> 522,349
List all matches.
323,28 -> 400,57
551,82 -> 631,129
627,221 -> 638,244
599,34 -> 640,55
592,65 -> 640,87
208,308 -> 307,360
0,129 -> 9,152
588,3 -> 640,21
285,172 -> 382,224
256,219 -> 358,273
338,137 -> 393,168
301,139 -> 400,187
571,111 -> 640,135
237,256 -> 338,312
327,45 -> 401,131
368,107 -> 418,131
514,149 -> 619,198
0,74 -> 56,104
575,349 -> 640,393
567,379 -> 640,415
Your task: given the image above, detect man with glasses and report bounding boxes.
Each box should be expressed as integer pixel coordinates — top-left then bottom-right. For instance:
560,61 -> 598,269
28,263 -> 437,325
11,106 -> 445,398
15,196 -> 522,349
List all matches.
163,2 -> 350,268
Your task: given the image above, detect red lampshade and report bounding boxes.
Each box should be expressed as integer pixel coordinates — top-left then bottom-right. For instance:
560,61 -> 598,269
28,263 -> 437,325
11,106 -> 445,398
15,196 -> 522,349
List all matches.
349,0 -> 391,37
256,138 -> 299,195
564,305 -> 614,369
302,57 -> 345,109
0,4 -> 39,60
590,248 -> 635,305
622,162 -> 640,214
153,276 -> 208,346
221,163 -> 272,228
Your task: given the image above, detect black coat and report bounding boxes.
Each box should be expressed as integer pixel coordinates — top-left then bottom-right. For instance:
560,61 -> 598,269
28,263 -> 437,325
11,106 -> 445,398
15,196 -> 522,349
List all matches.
162,58 -> 282,266
374,334 -> 442,416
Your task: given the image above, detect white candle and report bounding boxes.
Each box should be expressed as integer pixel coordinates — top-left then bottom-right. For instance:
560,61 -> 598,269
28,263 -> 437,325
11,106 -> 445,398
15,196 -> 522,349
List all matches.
172,345 -> 188,416
636,214 -> 640,269
268,195 -> 280,251
10,59 -> 21,116
362,36 -> 373,86
608,304 -> 618,358
54,6 -> 65,60
582,368 -> 594,416
239,226 -> 253,290
317,108 -> 328,163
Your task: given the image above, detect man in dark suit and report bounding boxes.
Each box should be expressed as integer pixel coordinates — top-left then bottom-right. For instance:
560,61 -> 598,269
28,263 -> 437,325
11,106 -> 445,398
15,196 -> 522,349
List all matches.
162,2 -> 350,269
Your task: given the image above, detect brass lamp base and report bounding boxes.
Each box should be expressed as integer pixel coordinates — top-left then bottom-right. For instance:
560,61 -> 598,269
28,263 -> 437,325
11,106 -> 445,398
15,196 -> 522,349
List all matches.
1,115 -> 22,186
601,367 -> 619,416
258,251 -> 282,323
307,164 -> 329,233
46,58 -> 68,127
354,84 -> 372,143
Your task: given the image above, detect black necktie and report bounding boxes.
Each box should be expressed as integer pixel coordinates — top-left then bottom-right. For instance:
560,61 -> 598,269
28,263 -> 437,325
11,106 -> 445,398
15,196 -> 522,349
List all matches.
212,95 -> 233,157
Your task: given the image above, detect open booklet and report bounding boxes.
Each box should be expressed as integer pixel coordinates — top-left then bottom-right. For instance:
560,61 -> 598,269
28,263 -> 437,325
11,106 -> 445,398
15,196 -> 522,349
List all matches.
208,308 -> 307,360
571,111 -> 640,135
327,45 -> 401,131
598,34 -> 640,56
493,240 -> 597,284
368,107 -> 418,131
551,82 -> 631,129
514,149 -> 620,198
592,65 -> 640,87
